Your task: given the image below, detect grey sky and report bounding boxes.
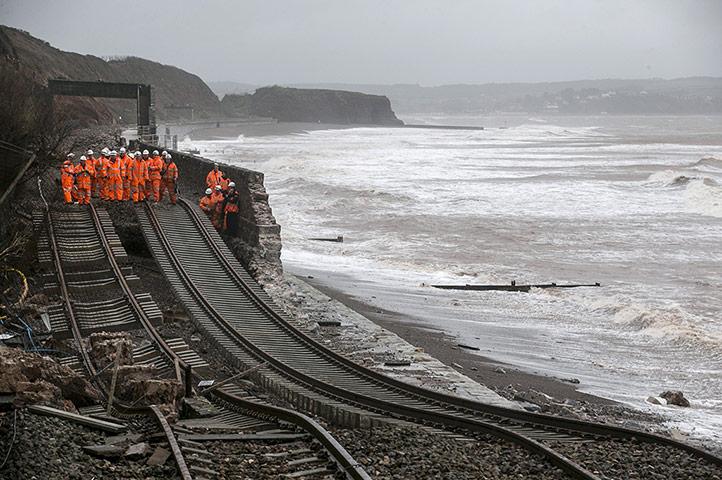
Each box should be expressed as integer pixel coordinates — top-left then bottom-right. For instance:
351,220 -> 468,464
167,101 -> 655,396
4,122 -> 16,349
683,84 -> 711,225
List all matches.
2,0 -> 721,85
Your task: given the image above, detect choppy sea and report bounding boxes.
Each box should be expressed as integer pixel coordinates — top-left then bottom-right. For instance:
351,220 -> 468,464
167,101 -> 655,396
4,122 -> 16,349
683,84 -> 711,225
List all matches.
183,114 -> 722,445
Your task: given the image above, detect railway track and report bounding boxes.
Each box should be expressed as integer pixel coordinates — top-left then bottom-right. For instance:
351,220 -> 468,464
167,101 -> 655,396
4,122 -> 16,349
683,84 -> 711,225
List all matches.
137,197 -> 722,480
41,202 -> 370,480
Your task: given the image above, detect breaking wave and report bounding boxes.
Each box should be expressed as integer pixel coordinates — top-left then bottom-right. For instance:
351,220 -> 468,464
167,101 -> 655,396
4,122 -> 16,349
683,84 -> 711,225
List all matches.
684,179 -> 722,217
585,296 -> 722,351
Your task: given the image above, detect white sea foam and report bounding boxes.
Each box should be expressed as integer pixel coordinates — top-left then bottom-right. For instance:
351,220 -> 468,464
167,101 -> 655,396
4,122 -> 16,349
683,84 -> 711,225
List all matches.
191,115 -> 722,446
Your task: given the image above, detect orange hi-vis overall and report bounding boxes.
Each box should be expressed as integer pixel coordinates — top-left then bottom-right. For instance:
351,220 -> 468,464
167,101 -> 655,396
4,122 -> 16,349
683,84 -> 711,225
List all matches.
89,157 -> 100,197
199,195 -> 213,213
147,156 -> 163,202
206,169 -> 223,189
60,161 -> 75,204
160,161 -> 179,204
210,190 -> 225,230
104,158 -> 124,201
119,154 -> 133,201
96,156 -> 109,199
74,162 -> 94,205
129,157 -> 147,202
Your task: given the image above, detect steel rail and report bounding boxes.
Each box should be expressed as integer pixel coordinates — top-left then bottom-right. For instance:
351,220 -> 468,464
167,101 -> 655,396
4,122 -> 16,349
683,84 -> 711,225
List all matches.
145,201 -> 599,480
87,203 -> 369,480
176,197 -> 722,470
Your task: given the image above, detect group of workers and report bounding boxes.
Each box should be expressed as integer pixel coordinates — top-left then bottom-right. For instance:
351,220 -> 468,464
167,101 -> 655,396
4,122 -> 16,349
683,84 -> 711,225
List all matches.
200,163 -> 241,235
59,149 -> 240,235
60,148 -> 178,205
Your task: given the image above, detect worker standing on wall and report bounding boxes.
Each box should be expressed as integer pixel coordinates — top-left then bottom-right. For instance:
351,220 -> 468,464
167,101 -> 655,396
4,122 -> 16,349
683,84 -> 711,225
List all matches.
199,188 -> 214,221
60,154 -> 75,204
74,155 -> 94,205
160,154 -> 179,204
118,147 -> 133,201
210,185 -> 224,230
105,150 -> 124,201
206,163 -> 223,189
223,181 -> 240,234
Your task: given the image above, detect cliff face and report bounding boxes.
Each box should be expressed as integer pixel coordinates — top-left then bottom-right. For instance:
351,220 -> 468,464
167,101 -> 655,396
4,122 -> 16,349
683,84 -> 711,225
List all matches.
222,86 -> 403,125
0,25 -> 220,123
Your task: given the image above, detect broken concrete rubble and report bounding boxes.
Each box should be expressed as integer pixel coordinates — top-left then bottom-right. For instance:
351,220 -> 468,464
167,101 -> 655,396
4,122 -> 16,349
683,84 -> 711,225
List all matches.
89,331 -> 134,369
0,345 -> 99,409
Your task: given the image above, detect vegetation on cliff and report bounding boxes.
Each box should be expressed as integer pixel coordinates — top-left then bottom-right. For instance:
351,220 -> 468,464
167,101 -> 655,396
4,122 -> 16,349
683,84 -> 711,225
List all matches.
0,25 -> 221,123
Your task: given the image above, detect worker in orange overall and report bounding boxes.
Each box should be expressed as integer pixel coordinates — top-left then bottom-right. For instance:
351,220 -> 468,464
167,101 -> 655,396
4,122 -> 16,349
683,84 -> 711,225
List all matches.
199,188 -> 214,221
86,149 -> 99,198
97,148 -> 110,200
223,181 -> 240,234
206,163 -> 223,190
210,185 -> 225,230
105,150 -> 124,201
60,154 -> 75,204
128,151 -> 146,203
219,173 -> 231,193
159,154 -> 179,204
74,155 -> 94,205
138,150 -> 150,200
118,147 -> 133,201
147,150 -> 164,202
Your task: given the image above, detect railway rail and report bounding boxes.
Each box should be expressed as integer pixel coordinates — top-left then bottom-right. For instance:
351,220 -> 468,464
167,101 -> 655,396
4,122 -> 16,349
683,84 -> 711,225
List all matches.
42,200 -> 370,480
137,197 -> 722,480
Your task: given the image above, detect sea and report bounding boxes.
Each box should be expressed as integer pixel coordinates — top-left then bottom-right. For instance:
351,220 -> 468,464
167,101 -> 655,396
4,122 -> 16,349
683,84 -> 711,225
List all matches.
181,114 -> 722,445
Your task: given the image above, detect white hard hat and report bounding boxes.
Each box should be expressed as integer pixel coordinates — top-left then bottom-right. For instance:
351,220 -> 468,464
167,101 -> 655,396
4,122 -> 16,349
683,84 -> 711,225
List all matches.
213,163 -> 218,167
228,182 -> 235,188
110,150 -> 117,156
102,147 -> 109,154
80,155 -> 87,161
166,154 -> 172,160
135,151 -> 141,156
142,150 -> 149,155
215,185 -> 222,190
152,150 -> 159,155
161,150 -> 167,155
86,149 -> 93,155
66,153 -> 75,158
205,188 -> 212,195
119,147 -> 126,153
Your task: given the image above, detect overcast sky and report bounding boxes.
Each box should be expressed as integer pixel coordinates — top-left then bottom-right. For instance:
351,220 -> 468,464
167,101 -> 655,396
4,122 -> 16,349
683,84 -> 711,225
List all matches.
2,0 -> 721,85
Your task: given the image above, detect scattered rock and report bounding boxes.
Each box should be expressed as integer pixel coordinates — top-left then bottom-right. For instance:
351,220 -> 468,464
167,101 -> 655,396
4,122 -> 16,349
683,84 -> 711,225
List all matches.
89,332 -> 134,369
561,378 -> 580,384
660,390 -> 690,407
83,444 -> 125,459
124,442 -> 152,459
147,447 -> 171,466
0,346 -> 99,409
105,433 -> 143,446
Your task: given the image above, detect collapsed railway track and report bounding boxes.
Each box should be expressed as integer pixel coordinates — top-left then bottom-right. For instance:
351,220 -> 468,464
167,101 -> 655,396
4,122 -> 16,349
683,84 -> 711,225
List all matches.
137,197 -> 722,480
41,202 -> 370,480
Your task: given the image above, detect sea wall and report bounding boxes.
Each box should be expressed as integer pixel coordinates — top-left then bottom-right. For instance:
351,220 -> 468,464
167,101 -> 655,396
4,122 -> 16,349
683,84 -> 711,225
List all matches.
139,143 -> 282,282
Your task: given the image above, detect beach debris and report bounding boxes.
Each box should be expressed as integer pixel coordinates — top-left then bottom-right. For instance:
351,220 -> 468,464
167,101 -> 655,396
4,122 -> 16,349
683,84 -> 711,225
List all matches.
309,235 -> 344,243
457,343 -> 480,351
494,367 -> 506,374
451,362 -> 464,369
646,396 -> 668,406
384,360 -> 412,367
561,377 -> 580,384
432,282 -> 601,292
660,390 -> 690,407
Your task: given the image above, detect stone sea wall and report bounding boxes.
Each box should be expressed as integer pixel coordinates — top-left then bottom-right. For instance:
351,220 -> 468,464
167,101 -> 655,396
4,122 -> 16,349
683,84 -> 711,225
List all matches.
139,143 -> 282,282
